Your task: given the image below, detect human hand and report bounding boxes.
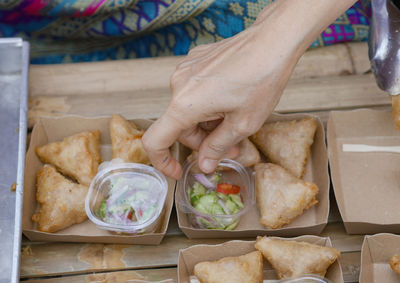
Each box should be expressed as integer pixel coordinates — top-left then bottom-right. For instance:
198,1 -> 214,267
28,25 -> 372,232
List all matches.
143,0 -> 357,179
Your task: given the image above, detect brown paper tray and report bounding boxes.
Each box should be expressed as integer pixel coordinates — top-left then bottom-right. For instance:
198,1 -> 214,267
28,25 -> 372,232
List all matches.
359,233 -> 400,283
23,116 -> 177,244
327,109 -> 400,234
178,235 -> 343,283
176,113 -> 330,239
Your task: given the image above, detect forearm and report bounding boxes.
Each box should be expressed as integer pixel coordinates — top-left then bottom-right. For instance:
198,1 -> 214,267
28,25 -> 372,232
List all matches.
254,0 -> 358,59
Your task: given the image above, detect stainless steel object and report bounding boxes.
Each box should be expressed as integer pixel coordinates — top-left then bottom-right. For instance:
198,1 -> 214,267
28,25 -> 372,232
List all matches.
369,0 -> 400,95
0,38 -> 29,283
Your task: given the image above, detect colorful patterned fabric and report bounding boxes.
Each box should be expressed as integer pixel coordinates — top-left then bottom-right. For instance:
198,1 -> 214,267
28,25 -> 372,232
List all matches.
0,0 -> 371,64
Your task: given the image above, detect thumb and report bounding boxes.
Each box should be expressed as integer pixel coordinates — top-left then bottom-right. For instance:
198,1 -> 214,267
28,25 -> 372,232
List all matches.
198,119 -> 245,173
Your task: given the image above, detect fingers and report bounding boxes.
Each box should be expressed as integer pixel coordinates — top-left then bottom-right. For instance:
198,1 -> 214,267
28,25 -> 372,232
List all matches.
178,125 -> 208,150
142,114 -> 186,180
198,119 -> 223,132
198,119 -> 247,173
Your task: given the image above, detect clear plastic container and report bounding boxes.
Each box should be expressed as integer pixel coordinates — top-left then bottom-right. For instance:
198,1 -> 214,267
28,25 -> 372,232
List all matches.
85,160 -> 168,234
177,158 -> 254,230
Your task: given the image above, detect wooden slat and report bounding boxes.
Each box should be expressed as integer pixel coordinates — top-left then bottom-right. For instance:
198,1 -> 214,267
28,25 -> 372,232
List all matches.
29,43 -> 367,98
292,43 -> 353,79
27,42 -> 375,128
23,268 -> 177,282
28,73 -> 390,128
276,73 -> 389,113
346,42 -> 370,75
20,236 -> 242,278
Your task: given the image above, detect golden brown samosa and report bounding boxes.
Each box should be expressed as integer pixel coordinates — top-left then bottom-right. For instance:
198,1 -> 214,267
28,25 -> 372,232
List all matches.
194,251 -> 263,283
35,130 -> 101,186
255,163 -> 318,229
250,118 -> 317,178
390,254 -> 400,275
255,237 -> 340,279
32,166 -> 88,233
110,114 -> 151,165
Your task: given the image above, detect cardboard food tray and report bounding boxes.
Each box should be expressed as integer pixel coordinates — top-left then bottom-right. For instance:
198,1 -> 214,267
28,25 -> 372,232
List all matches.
176,113 -> 330,239
23,116 -> 177,244
327,109 -> 400,234
178,235 -> 343,283
359,233 -> 400,283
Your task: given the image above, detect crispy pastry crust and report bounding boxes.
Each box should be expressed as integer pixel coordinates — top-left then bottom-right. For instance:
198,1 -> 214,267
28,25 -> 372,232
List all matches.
35,130 -> 101,186
32,166 -> 88,233
390,254 -> 400,275
110,114 -> 150,165
250,118 -> 317,178
255,237 -> 340,279
255,163 -> 318,229
194,251 -> 263,283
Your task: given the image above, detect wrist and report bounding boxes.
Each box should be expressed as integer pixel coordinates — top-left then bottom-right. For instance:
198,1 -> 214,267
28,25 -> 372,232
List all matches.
254,0 -> 357,58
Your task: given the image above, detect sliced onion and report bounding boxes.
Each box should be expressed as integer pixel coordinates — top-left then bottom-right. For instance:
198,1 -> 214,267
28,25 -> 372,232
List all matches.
193,173 -> 215,189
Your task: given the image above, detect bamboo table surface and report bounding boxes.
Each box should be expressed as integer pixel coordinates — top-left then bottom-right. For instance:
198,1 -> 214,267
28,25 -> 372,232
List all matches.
21,42 -> 392,283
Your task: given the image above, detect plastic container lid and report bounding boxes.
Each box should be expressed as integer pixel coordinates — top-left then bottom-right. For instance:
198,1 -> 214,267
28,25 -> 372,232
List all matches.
85,159 -> 168,234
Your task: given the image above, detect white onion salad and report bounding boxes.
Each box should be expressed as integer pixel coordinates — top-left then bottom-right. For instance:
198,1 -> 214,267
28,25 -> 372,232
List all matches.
97,174 -> 161,225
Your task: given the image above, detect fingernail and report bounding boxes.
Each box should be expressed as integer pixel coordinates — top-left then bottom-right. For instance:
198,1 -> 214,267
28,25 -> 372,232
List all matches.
201,159 -> 218,173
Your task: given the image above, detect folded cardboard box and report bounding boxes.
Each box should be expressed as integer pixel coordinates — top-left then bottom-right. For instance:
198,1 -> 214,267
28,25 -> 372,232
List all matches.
23,116 -> 177,244
359,233 -> 400,283
176,113 -> 330,239
178,235 -> 343,283
328,109 -> 400,234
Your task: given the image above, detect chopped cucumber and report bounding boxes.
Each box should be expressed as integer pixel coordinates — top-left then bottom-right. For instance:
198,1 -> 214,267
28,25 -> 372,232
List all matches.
225,221 -> 238,230
210,203 -> 225,215
225,199 -> 240,214
198,217 -> 213,228
229,194 -> 244,209
198,194 -> 218,206
190,194 -> 201,206
194,202 -> 208,214
192,182 -> 207,196
210,173 -> 221,184
216,192 -> 228,201
98,200 -> 107,219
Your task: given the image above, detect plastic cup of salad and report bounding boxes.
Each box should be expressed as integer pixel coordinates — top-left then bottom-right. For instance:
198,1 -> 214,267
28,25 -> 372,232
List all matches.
177,158 -> 254,230
85,160 -> 168,234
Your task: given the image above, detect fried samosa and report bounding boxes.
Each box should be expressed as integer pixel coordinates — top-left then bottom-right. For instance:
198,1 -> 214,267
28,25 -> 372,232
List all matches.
250,118 -> 317,178
35,130 -> 101,186
194,251 -> 263,283
390,254 -> 400,275
188,138 -> 260,172
255,237 -> 340,279
110,114 -> 151,165
32,166 -> 88,233
255,163 -> 318,229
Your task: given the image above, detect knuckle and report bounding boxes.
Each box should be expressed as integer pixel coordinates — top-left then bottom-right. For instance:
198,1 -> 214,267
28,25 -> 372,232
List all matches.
233,122 -> 254,137
170,73 -> 179,89
207,142 -> 227,154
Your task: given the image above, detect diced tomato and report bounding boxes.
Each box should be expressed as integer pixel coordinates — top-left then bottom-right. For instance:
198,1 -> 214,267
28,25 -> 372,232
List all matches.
216,183 -> 240,194
128,210 -> 133,220
127,210 -> 134,220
